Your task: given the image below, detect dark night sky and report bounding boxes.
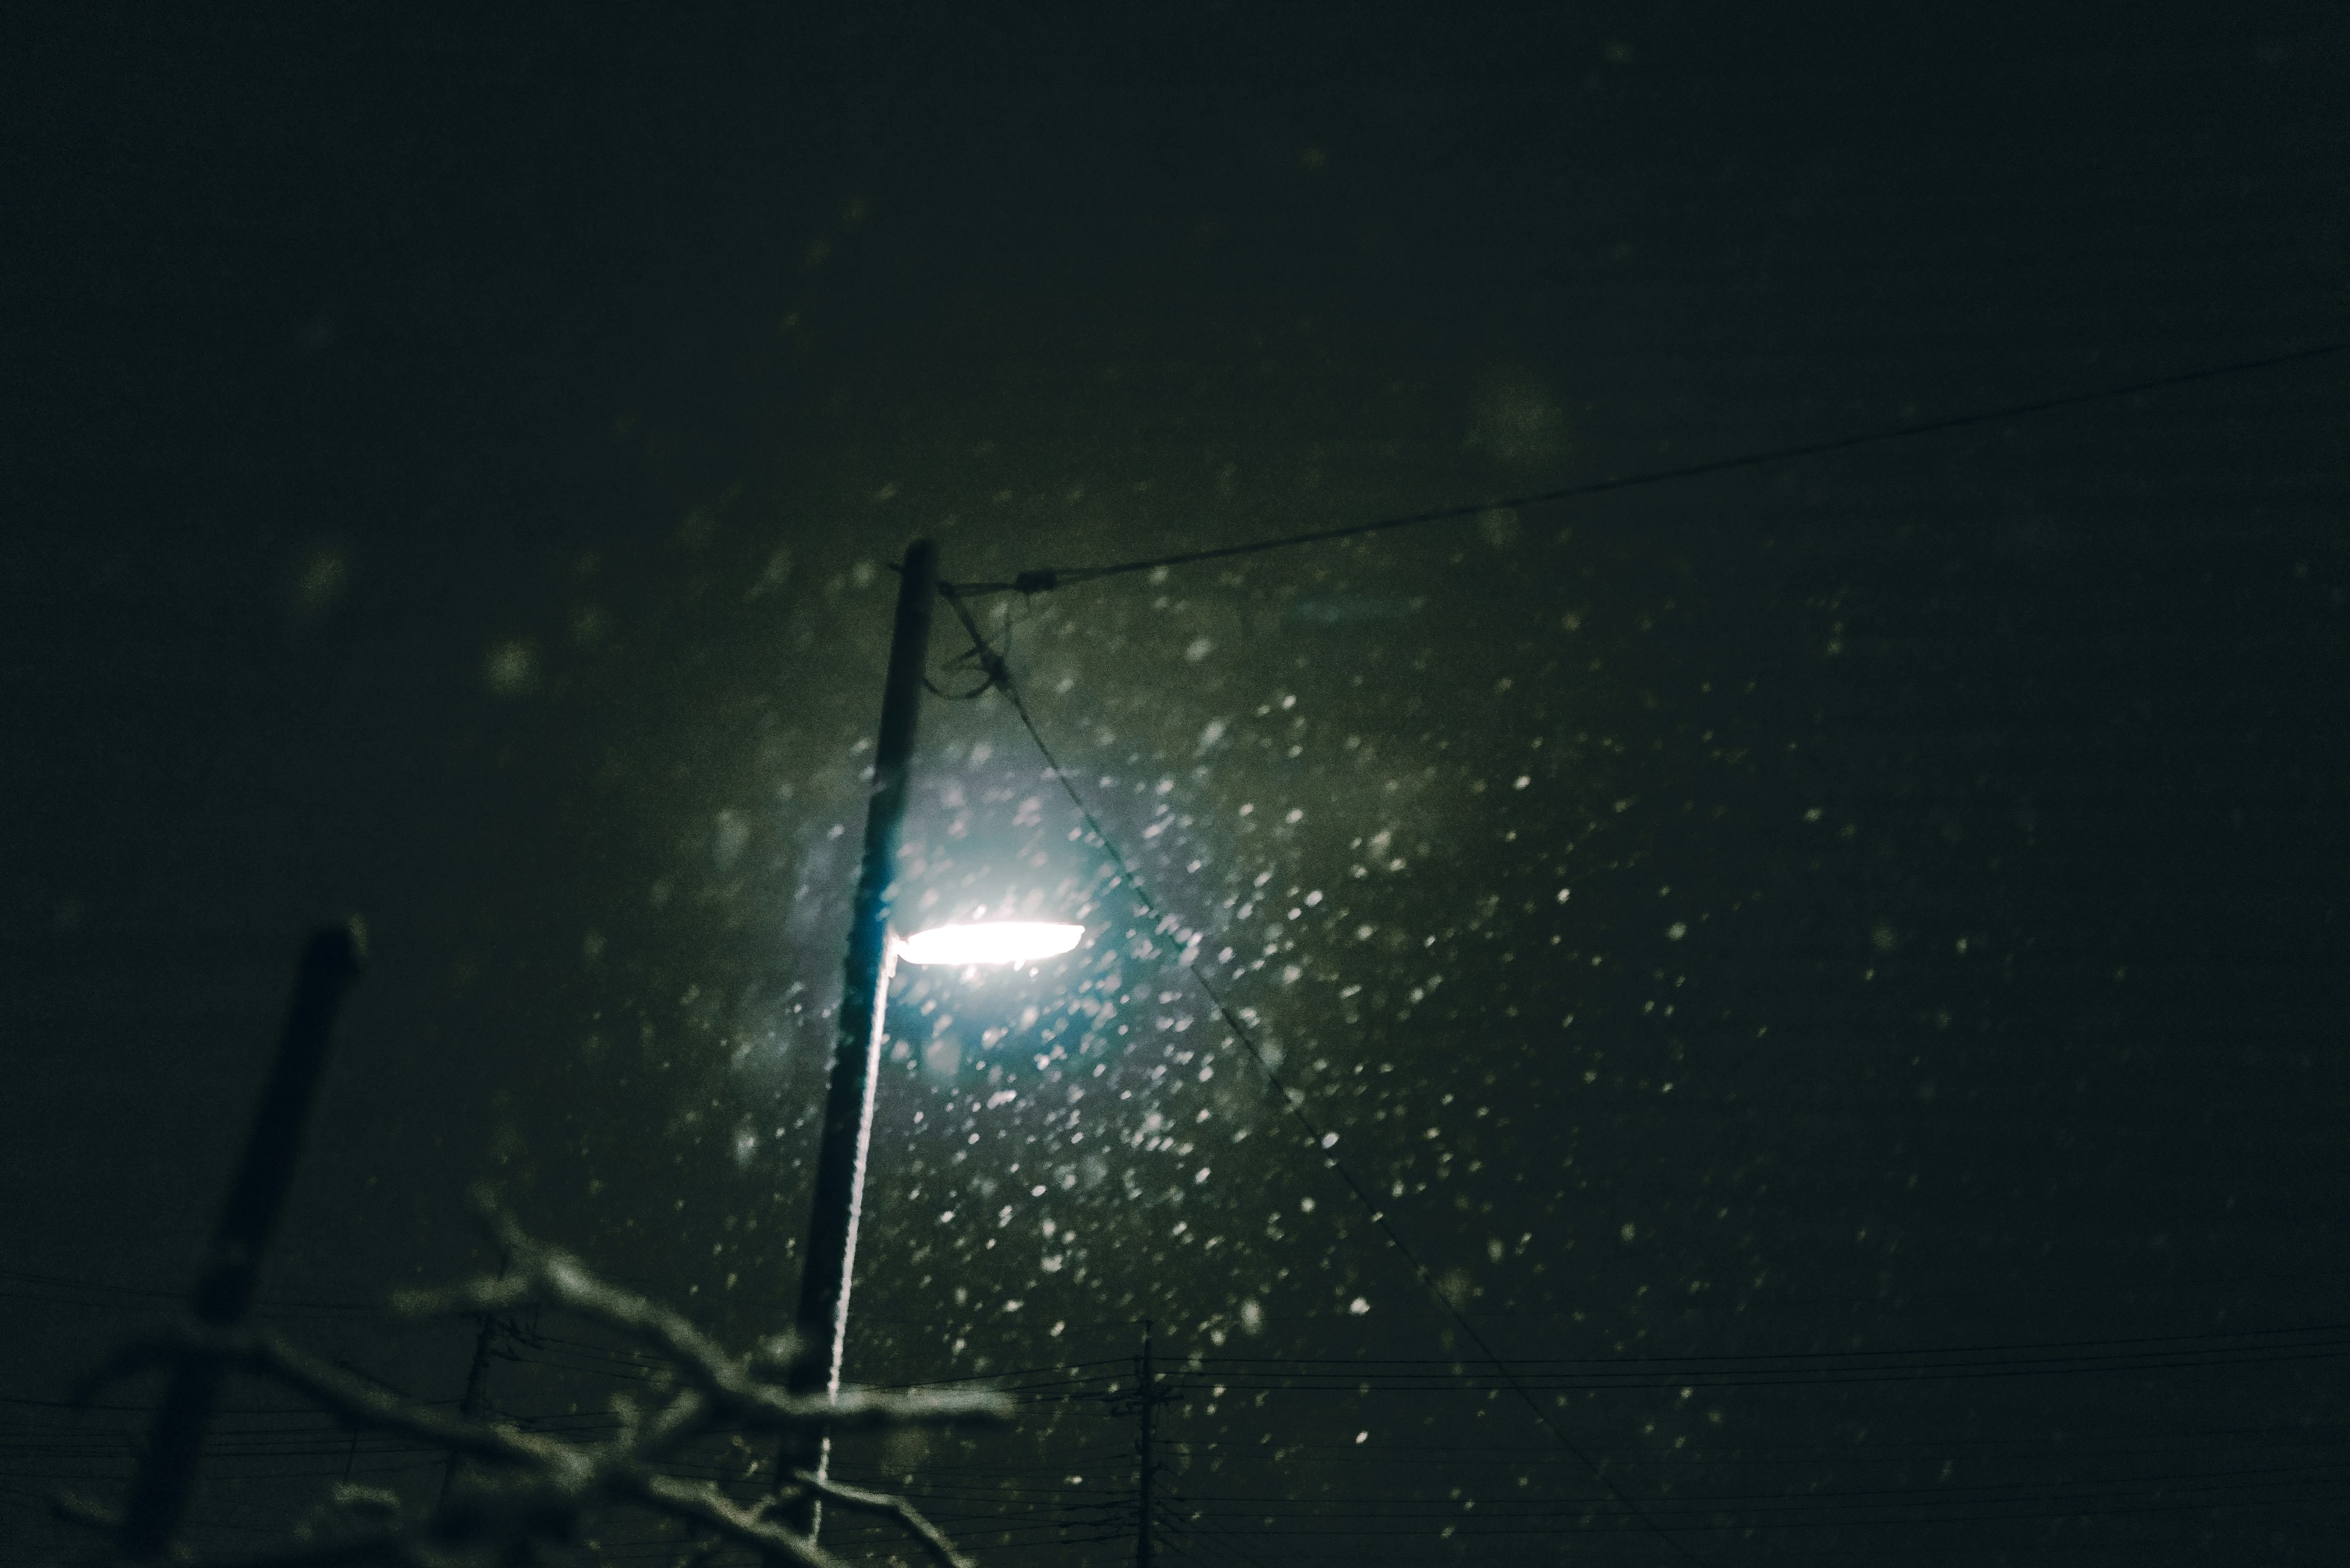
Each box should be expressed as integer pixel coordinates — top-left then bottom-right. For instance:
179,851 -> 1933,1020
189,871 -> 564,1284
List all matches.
4,4 -> 2347,1563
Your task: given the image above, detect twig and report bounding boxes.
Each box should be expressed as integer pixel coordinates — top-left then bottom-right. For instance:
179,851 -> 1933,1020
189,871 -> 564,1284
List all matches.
48,1489 -> 119,1537
791,1471 -> 977,1568
154,1534 -> 417,1568
632,1474 -> 840,1568
95,1323 -> 567,1474
395,1220 -> 1009,1435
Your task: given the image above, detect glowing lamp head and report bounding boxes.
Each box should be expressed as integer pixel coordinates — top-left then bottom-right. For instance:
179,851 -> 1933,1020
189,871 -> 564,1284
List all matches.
897,920 -> 1084,968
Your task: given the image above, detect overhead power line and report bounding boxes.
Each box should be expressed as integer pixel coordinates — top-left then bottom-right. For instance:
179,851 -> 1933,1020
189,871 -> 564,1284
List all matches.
1183,1334 -> 2350,1391
1187,1320 -> 2350,1367
942,340 -> 2346,597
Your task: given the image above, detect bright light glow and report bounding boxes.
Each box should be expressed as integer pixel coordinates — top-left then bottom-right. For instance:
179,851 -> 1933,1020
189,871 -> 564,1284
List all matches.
898,921 -> 1084,967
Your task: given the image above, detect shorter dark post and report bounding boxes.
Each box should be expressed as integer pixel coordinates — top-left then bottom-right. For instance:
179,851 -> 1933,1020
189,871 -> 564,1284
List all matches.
1137,1320 -> 1154,1568
119,920 -> 367,1559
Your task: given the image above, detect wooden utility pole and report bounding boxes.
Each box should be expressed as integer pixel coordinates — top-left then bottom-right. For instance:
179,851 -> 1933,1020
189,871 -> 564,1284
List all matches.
778,538 -> 939,1539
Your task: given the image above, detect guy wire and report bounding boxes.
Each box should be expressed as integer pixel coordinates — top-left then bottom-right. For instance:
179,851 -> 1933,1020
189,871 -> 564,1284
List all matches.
934,585 -> 1709,1567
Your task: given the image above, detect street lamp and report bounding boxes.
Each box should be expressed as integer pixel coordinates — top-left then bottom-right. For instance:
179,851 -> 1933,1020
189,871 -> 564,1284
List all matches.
899,920 -> 1084,968
781,539 -> 1086,1537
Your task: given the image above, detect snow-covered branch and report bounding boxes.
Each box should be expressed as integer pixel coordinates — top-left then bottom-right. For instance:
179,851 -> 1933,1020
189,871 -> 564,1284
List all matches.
61,1206 -> 1010,1568
791,1470 -> 977,1568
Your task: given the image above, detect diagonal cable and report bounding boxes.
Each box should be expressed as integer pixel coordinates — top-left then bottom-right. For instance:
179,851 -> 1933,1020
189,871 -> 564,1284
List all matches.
936,586 -> 1707,1567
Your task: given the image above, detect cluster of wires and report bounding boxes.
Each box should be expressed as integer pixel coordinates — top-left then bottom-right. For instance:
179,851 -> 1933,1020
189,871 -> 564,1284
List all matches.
6,1262 -> 2348,1563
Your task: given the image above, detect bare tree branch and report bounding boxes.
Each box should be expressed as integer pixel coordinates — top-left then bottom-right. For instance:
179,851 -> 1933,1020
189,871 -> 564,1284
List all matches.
106,1323 -> 566,1474
397,1201 -> 739,1375
394,1223 -> 1008,1437
791,1471 -> 976,1568
632,1474 -> 840,1568
632,1389 -> 711,1463
719,1383 -> 1013,1434
61,1206 -> 1003,1568
48,1489 -> 119,1538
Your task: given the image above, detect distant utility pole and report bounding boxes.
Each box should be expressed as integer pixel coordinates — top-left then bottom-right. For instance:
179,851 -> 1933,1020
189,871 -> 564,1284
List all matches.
1127,1320 -> 1184,1568
439,1306 -> 501,1503
440,1253 -> 529,1503
1139,1321 -> 1154,1568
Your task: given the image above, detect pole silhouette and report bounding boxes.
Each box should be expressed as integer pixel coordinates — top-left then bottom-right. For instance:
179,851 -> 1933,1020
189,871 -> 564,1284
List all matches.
779,538 -> 939,1537
1138,1320 -> 1155,1568
119,920 -> 365,1559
